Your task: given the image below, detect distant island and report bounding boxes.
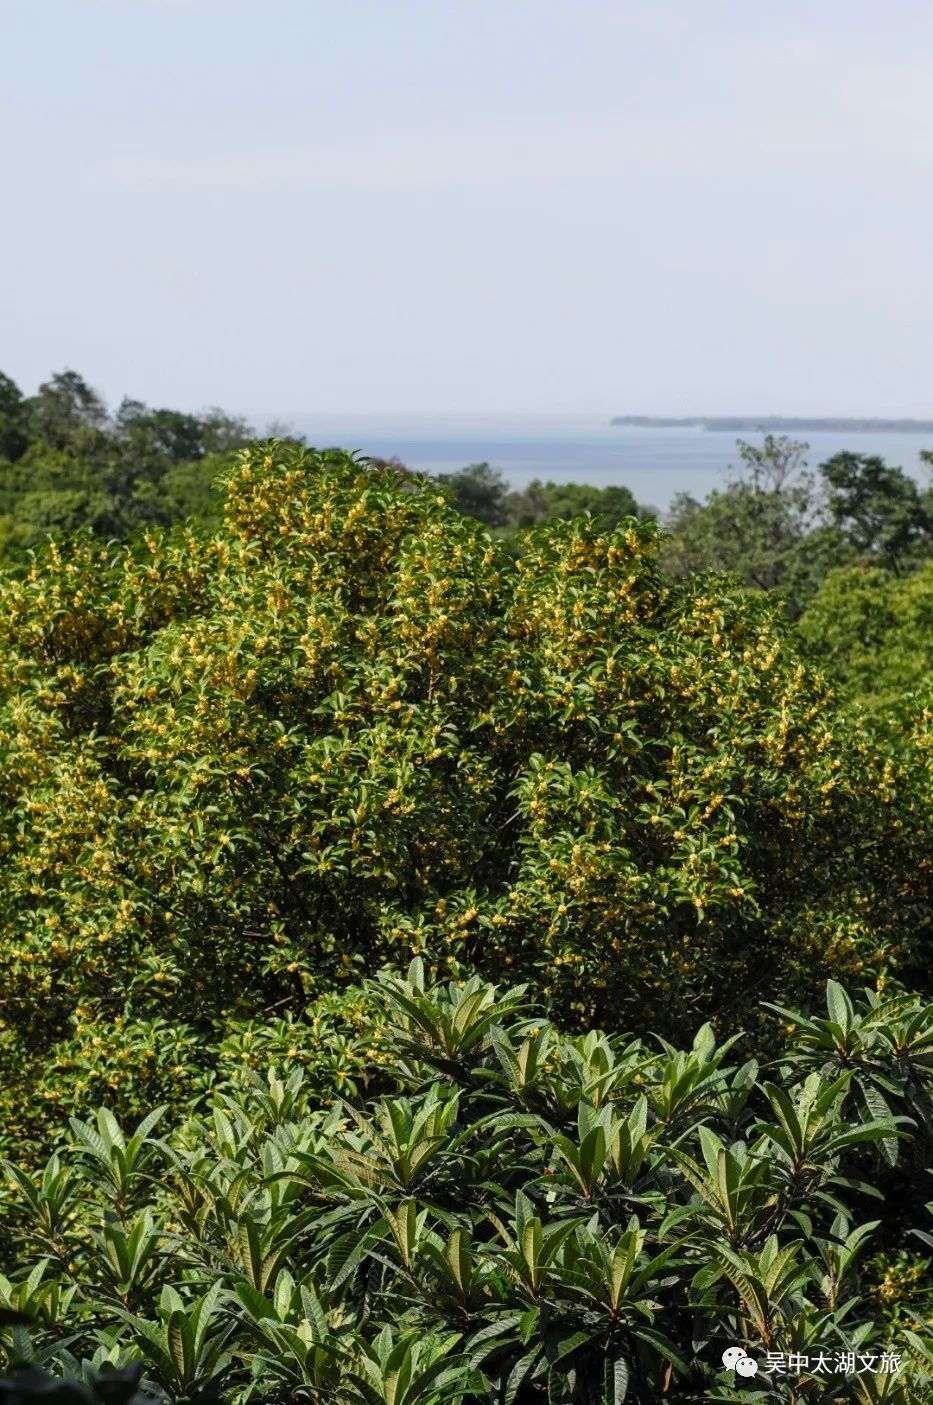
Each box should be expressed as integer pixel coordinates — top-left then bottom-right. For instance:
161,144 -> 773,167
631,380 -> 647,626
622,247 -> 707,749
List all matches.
610,416 -> 933,433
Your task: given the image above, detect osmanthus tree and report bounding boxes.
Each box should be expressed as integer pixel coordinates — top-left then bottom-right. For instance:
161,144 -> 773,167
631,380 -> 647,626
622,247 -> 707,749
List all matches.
0,443 -> 930,1151
2,968 -> 933,1403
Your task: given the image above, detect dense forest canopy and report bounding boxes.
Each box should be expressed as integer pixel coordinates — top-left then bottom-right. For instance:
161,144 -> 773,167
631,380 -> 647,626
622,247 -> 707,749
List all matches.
0,433 -> 930,1149
0,372 -> 931,1402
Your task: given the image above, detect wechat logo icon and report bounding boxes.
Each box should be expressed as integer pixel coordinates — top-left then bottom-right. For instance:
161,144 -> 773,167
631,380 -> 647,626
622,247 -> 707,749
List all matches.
722,1346 -> 759,1377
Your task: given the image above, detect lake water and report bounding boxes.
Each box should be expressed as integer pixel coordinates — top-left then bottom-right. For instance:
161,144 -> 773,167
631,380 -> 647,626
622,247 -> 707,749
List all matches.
286,415 -> 933,514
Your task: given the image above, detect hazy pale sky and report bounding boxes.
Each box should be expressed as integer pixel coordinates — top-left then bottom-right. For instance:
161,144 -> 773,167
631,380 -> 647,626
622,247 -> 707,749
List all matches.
4,0 -> 933,418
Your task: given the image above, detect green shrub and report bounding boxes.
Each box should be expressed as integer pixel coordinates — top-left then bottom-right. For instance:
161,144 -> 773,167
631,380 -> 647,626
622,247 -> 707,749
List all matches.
2,966 -> 933,1402
798,563 -> 933,710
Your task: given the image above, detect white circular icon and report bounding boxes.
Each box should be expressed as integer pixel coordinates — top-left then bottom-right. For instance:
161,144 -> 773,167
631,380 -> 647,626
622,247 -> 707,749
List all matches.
722,1346 -> 759,1377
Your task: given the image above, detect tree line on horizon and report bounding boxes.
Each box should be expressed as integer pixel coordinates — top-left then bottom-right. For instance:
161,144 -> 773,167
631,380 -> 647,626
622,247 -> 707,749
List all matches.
0,367 -> 265,558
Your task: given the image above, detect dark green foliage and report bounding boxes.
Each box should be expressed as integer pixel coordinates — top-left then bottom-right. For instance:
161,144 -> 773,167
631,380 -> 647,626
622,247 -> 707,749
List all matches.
505,479 -> 645,531
2,969 -> 932,1402
0,370 -> 257,564
435,462 -> 511,527
433,465 -> 647,534
0,374 -> 30,465
26,371 -> 109,449
113,401 -> 213,466
0,1362 -> 153,1405
820,453 -> 933,574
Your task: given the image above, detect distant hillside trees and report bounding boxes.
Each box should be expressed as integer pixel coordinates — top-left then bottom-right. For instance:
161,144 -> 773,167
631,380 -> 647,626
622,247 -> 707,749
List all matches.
663,433 -> 933,623
435,461 -> 649,532
0,368 -> 259,560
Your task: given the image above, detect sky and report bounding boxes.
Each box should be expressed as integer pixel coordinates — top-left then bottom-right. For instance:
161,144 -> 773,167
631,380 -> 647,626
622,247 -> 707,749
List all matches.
4,0 -> 933,419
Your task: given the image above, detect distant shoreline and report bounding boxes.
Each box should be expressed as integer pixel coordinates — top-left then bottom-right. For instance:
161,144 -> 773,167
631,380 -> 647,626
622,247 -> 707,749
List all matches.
610,416 -> 933,433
